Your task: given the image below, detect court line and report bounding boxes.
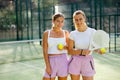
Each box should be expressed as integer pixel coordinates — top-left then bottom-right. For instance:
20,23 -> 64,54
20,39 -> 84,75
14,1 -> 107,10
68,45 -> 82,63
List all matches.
17,62 -> 41,70
0,60 -> 42,74
0,39 -> 42,45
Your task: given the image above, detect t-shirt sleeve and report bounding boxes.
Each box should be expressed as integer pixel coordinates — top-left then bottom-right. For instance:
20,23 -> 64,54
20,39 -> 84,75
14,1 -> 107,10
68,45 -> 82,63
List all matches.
91,28 -> 96,34
93,28 -> 96,32
69,31 -> 74,40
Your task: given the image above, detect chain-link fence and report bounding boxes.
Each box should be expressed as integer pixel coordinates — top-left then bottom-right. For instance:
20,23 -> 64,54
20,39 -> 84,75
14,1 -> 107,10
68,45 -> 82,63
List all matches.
0,0 -> 120,52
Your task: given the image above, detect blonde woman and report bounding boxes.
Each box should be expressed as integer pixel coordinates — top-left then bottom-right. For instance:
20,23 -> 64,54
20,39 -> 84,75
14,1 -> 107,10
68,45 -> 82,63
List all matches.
68,10 -> 99,80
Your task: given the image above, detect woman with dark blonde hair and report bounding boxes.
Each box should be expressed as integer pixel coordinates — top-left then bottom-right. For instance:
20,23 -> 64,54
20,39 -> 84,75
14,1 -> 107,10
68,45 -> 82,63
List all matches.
42,13 -> 69,80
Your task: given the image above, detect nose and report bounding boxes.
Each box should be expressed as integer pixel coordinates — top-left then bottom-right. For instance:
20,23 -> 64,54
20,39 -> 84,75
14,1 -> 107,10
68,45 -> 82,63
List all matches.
77,20 -> 81,24
60,21 -> 63,25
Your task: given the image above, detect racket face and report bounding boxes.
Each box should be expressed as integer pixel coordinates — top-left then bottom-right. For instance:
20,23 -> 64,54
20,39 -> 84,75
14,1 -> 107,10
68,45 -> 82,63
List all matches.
91,30 -> 109,50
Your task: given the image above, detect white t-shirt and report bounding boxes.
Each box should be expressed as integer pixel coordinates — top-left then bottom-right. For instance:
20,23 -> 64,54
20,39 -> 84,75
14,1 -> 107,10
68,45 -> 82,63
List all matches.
69,27 -> 96,49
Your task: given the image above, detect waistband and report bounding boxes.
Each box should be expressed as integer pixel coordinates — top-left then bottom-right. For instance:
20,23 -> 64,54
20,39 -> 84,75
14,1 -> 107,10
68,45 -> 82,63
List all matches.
48,53 -> 67,58
72,54 -> 92,58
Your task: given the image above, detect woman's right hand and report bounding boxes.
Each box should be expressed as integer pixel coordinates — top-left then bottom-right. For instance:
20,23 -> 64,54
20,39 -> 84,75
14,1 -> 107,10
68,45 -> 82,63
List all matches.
46,66 -> 52,75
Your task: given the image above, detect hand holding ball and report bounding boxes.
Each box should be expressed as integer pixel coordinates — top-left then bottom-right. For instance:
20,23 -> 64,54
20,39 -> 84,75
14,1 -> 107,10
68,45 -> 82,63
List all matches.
100,48 -> 106,54
57,43 -> 64,50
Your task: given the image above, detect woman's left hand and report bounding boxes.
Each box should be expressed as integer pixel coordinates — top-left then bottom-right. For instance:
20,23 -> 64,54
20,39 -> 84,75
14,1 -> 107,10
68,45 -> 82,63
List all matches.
95,49 -> 104,55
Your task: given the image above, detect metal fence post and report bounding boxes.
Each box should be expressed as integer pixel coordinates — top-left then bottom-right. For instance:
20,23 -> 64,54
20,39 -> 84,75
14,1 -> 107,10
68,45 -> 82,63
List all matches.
38,0 -> 41,40
30,0 -> 33,39
25,0 -> 29,40
15,0 -> 19,40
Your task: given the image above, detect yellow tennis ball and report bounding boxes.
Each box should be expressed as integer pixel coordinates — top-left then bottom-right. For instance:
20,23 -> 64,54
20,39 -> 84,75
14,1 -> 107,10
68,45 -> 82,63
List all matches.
100,48 -> 106,54
58,43 -> 64,50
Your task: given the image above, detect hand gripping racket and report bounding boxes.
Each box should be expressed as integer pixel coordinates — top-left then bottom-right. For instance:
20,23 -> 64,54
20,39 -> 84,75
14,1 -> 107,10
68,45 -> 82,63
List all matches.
89,30 -> 110,54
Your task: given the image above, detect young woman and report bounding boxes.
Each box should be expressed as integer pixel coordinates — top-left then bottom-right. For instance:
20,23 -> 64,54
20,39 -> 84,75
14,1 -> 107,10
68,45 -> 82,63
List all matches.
68,10 -> 102,80
42,13 -> 69,80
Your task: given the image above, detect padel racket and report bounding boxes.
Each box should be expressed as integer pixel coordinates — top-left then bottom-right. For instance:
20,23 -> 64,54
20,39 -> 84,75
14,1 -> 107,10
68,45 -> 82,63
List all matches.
89,30 -> 109,54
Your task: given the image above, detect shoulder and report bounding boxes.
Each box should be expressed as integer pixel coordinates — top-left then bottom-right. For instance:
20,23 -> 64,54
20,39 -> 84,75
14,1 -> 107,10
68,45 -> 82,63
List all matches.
69,30 -> 76,37
87,27 -> 96,32
43,30 -> 50,37
69,30 -> 76,40
43,30 -> 50,34
63,30 -> 69,34
70,30 -> 76,34
63,30 -> 69,38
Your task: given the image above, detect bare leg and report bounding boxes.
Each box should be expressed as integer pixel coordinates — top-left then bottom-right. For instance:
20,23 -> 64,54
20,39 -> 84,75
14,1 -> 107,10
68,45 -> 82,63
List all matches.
82,76 -> 93,80
70,74 -> 80,80
58,76 -> 67,80
43,77 -> 56,80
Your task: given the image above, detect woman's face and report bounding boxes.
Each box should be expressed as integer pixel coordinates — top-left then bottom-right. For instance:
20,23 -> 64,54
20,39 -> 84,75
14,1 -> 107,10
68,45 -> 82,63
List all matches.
73,14 -> 86,29
53,17 -> 64,28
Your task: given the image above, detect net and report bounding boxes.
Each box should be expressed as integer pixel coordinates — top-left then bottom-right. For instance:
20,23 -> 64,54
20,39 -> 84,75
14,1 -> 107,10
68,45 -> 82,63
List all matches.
0,39 -> 43,64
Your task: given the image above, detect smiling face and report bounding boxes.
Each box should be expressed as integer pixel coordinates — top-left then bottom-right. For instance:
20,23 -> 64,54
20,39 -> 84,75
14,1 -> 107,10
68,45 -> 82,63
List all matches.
52,16 -> 64,28
73,14 -> 86,29
73,10 -> 87,30
52,13 -> 64,29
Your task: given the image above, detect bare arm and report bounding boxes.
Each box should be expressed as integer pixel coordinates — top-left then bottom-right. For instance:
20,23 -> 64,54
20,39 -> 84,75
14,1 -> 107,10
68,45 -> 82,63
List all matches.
42,30 -> 51,75
68,38 -> 82,55
64,30 -> 69,50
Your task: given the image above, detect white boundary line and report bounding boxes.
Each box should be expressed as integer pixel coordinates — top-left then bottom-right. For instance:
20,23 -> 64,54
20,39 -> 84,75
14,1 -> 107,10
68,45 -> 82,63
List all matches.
0,39 -> 42,45
0,61 -> 41,74
17,62 -> 41,70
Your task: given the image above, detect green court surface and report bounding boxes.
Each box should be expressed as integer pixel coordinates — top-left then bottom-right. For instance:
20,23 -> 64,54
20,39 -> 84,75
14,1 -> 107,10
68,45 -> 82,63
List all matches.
0,42 -> 120,80
93,53 -> 120,80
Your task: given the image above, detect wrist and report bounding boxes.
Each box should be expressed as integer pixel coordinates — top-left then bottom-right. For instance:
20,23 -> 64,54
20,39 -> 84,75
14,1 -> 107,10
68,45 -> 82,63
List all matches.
79,49 -> 83,55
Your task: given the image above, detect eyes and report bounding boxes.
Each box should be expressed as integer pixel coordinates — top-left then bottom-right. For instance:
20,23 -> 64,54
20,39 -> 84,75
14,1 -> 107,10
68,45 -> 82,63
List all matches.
75,18 -> 83,22
56,20 -> 64,23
